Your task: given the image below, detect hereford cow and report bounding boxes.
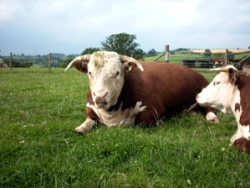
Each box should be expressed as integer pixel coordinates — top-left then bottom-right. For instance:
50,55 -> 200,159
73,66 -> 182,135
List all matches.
65,51 -> 218,133
196,65 -> 250,152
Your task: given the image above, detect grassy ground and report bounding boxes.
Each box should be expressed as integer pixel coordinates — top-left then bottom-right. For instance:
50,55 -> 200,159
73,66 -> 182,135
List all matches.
0,68 -> 249,187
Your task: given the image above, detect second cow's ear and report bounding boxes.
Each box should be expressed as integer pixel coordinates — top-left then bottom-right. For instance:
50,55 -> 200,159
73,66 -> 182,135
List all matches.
228,67 -> 236,84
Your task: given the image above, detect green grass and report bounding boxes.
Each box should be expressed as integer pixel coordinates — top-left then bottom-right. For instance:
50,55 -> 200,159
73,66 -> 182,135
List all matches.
1,68 -> 249,187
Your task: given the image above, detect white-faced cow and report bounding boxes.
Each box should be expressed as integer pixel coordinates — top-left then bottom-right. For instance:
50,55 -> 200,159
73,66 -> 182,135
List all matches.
65,51 -> 218,133
196,65 -> 250,152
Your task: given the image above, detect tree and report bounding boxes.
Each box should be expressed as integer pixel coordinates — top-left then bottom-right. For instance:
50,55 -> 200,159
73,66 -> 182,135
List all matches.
147,49 -> 157,57
101,33 -> 146,60
81,47 -> 101,55
204,49 -> 212,58
59,55 -> 75,68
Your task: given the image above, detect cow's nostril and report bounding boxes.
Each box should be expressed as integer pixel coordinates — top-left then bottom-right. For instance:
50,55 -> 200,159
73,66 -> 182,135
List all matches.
93,91 -> 108,99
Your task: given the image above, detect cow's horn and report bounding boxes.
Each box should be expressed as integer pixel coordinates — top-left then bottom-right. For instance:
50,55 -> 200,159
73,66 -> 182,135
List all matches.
64,54 -> 91,72
209,67 -> 229,72
209,66 -> 238,73
120,55 -> 144,71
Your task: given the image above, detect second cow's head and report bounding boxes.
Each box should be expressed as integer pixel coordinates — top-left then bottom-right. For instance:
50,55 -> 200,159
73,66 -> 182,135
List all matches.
65,51 -> 144,110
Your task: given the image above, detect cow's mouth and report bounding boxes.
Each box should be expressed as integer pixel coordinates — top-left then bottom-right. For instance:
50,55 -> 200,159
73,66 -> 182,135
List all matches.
96,101 -> 107,108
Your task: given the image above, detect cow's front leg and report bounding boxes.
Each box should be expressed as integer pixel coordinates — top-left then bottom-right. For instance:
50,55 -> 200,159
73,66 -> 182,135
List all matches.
74,107 -> 99,133
206,111 -> 220,123
230,128 -> 241,146
75,117 -> 96,133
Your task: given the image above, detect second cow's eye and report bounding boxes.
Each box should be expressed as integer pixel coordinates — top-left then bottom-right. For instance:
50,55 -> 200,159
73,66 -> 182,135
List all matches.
213,81 -> 220,86
116,71 -> 120,77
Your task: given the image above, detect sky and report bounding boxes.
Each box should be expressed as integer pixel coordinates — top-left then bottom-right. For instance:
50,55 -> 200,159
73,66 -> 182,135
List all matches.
0,0 -> 250,56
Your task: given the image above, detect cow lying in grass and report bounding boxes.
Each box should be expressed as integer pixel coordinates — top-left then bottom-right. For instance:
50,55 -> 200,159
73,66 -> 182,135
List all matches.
65,51 -> 218,133
197,65 -> 250,152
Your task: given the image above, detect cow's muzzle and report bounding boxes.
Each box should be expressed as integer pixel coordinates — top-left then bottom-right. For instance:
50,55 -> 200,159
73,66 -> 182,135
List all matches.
93,92 -> 108,108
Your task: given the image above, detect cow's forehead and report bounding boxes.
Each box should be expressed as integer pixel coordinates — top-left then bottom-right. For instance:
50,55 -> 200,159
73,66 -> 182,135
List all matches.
89,51 -> 122,71
213,72 -> 229,83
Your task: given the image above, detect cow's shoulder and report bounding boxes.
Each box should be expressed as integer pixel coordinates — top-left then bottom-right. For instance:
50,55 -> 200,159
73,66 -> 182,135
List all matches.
236,73 -> 250,125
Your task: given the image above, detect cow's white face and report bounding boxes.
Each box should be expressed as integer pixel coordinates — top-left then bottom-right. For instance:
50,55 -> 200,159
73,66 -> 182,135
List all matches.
65,51 -> 144,110
88,52 -> 125,109
196,66 -> 238,114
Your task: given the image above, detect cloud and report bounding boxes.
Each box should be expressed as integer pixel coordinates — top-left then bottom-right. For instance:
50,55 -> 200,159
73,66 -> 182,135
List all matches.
0,0 -> 24,22
0,0 -> 249,55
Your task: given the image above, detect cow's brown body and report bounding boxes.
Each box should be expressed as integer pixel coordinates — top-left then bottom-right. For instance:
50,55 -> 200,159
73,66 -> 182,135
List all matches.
233,72 -> 250,152
65,51 -> 218,133
86,61 -> 214,125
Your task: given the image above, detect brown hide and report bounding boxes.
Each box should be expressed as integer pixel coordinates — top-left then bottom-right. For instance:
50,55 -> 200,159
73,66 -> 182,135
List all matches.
235,73 -> 250,126
87,61 -> 213,125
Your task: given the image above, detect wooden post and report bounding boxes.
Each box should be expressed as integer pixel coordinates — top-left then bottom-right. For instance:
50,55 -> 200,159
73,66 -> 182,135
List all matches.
224,49 -> 228,66
165,45 -> 169,63
10,52 -> 12,71
48,53 -> 51,71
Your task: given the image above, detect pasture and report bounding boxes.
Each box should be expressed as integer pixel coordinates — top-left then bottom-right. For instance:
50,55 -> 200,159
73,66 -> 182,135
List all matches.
0,68 -> 249,187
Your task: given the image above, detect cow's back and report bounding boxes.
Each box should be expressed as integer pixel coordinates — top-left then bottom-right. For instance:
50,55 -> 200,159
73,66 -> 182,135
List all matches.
122,61 -> 209,124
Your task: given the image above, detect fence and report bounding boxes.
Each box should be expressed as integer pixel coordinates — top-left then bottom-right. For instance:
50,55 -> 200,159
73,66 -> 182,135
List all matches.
154,45 -> 250,69
0,52 -> 58,71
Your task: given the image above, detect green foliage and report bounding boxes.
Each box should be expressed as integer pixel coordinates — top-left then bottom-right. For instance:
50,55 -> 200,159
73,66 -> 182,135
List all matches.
101,33 -> 146,60
59,55 -> 75,68
3,59 -> 33,67
205,49 -> 212,58
81,47 -> 101,55
147,48 -> 157,57
0,68 -> 249,187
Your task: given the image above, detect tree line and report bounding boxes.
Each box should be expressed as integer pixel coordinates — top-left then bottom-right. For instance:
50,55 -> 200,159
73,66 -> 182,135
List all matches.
60,33 -> 160,68
1,33 -> 160,68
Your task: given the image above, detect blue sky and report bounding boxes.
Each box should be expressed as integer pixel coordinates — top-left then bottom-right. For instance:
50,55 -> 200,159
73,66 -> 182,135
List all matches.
0,0 -> 249,56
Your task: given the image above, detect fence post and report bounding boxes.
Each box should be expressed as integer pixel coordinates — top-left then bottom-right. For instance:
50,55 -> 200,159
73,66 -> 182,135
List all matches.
48,53 -> 51,71
224,49 -> 228,66
10,52 -> 12,71
165,45 -> 169,63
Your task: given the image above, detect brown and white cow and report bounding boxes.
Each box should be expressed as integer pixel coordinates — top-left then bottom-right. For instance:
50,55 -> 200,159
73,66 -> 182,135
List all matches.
196,65 -> 250,152
65,51 -> 218,133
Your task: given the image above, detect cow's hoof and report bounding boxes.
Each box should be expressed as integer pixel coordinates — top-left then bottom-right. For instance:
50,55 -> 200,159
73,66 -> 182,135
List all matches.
209,117 -> 220,123
74,127 -> 89,134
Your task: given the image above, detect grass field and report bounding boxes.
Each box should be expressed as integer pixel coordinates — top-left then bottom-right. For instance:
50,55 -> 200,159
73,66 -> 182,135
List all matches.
0,67 -> 249,187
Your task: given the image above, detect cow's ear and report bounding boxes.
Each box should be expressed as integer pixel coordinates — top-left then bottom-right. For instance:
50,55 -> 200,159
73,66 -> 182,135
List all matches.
120,55 -> 144,73
74,62 -> 88,73
123,62 -> 136,73
65,55 -> 91,74
228,67 -> 236,83
210,66 -> 238,83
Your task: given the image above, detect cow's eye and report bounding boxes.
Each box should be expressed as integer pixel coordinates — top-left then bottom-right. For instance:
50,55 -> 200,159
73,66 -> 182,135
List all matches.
116,71 -> 120,77
213,81 -> 220,86
88,72 -> 92,77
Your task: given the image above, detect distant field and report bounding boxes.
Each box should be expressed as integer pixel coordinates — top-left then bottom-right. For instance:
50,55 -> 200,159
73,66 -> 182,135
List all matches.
1,68 -> 250,187
190,49 -> 250,53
